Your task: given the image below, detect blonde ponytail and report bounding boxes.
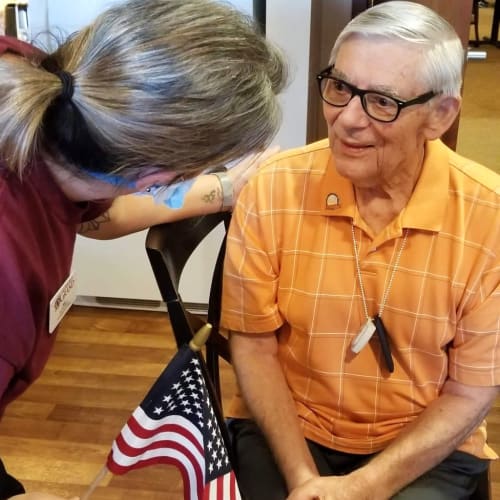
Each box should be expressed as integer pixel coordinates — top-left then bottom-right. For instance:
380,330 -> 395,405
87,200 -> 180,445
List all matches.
0,56 -> 63,174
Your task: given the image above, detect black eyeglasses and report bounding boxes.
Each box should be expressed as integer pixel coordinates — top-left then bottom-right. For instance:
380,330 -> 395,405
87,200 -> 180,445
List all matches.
316,65 -> 437,123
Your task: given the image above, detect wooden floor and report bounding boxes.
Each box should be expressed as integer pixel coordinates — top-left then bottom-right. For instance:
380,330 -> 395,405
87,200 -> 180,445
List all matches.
1,305 -> 499,499
0,306 -> 237,499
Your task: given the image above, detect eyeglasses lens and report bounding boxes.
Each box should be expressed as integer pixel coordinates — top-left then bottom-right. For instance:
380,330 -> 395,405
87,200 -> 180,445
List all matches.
320,78 -> 399,122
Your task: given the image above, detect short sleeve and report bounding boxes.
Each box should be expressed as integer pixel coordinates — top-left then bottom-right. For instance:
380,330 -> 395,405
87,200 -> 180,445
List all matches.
221,175 -> 283,334
449,255 -> 500,386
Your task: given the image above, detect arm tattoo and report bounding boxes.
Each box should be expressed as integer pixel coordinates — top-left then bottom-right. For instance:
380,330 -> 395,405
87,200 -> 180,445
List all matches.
78,211 -> 111,234
202,186 -> 222,205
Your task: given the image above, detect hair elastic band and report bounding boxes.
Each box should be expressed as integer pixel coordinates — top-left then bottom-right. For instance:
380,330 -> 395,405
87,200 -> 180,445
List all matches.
55,70 -> 74,100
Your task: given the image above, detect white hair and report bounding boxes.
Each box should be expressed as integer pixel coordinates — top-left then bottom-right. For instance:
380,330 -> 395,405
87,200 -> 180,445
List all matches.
330,1 -> 465,97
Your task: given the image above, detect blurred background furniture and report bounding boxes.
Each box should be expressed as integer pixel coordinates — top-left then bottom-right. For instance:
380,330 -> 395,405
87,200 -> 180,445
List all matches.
471,0 -> 481,46
486,0 -> 500,46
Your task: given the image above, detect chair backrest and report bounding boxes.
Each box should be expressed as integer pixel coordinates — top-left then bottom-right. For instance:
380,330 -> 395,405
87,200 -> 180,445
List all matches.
145,211 -> 231,406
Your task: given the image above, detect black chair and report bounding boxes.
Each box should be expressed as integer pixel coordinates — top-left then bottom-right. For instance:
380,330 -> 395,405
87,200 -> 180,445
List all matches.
145,212 -> 491,500
145,211 -> 231,406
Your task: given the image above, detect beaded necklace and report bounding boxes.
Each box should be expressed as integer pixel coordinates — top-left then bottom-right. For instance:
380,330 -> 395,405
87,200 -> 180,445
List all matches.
350,223 -> 408,372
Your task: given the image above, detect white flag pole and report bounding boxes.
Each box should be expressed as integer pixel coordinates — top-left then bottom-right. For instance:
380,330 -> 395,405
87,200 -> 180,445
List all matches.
81,464 -> 109,500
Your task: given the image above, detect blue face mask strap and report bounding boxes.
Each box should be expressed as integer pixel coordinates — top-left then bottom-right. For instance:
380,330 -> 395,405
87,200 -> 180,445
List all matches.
82,166 -> 196,209
82,168 -> 137,189
137,178 -> 196,209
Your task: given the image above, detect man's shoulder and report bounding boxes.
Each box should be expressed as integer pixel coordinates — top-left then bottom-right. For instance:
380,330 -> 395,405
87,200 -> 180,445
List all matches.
242,139 -> 332,210
447,146 -> 499,199
259,138 -> 331,176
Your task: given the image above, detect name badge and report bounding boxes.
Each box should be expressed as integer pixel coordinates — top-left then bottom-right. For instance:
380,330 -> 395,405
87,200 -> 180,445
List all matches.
48,272 -> 77,334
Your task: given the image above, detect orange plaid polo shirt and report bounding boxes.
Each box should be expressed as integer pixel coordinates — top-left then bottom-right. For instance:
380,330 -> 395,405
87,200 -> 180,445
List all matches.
221,138 -> 500,459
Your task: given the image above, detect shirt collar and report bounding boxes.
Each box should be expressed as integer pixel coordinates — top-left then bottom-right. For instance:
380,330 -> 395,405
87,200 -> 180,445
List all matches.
315,139 -> 449,233
401,139 -> 449,232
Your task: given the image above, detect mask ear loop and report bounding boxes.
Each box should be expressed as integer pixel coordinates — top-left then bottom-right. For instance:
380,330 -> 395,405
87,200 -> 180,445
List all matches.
82,169 -> 137,189
140,177 -> 196,209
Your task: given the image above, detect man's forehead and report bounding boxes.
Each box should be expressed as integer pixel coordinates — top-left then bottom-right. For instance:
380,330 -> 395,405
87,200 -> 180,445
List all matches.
333,36 -> 424,93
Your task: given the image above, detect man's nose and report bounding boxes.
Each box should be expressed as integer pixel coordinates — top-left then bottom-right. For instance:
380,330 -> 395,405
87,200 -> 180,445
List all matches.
337,95 -> 370,127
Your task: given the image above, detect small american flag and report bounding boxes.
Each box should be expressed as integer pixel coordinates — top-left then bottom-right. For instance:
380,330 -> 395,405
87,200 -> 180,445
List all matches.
106,345 -> 241,500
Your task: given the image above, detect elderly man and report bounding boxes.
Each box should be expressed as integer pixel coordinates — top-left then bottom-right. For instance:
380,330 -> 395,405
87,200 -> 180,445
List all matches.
221,2 -> 500,499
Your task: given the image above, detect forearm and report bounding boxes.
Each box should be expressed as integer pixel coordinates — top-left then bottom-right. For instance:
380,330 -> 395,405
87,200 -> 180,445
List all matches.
230,332 -> 318,491
355,381 -> 498,499
78,174 -> 223,239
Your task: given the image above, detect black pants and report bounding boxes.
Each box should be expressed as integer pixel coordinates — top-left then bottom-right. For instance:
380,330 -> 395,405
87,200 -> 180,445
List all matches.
229,419 -> 489,500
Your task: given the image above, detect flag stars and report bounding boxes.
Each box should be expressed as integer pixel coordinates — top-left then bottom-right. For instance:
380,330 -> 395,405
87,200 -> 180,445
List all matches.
153,406 -> 164,415
111,350 -> 236,494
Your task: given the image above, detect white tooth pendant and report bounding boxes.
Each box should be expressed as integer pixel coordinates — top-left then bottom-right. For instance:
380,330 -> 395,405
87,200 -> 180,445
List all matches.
351,318 -> 376,353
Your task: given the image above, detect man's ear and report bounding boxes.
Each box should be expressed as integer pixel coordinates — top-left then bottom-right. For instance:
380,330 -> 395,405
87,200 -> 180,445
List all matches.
424,95 -> 461,141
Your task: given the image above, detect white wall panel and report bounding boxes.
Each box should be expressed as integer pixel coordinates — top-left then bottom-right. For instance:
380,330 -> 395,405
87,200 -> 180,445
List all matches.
267,0 -> 311,149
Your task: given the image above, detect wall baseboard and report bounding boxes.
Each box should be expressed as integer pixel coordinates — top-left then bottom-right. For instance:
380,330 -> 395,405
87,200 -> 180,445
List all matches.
74,295 -> 208,315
